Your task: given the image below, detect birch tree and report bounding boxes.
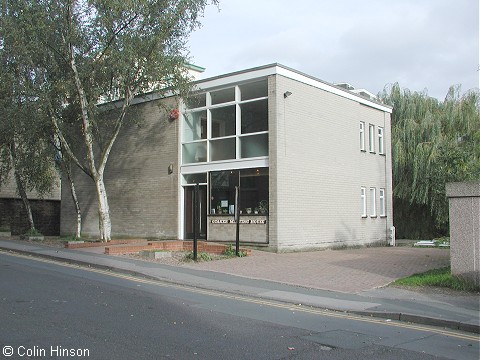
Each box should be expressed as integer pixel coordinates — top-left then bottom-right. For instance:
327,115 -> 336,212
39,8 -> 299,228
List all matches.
2,0 -> 217,241
0,60 -> 57,234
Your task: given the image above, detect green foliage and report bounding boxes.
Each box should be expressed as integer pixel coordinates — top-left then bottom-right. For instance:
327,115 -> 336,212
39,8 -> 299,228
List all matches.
393,267 -> 479,292
23,228 -> 43,236
381,84 -> 480,238
185,251 -> 212,262
62,235 -> 83,242
1,0 -> 217,239
223,244 -> 247,257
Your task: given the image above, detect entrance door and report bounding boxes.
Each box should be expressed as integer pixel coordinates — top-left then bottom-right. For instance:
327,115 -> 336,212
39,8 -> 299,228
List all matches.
184,185 -> 207,239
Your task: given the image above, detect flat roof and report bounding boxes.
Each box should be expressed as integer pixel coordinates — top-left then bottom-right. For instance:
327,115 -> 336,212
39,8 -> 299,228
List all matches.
193,63 -> 393,113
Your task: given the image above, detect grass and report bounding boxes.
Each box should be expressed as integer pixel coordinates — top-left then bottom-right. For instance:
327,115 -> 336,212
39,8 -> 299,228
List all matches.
393,266 -> 479,292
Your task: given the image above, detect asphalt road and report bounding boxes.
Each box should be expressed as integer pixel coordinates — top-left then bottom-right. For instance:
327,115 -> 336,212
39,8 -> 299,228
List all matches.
0,252 -> 478,360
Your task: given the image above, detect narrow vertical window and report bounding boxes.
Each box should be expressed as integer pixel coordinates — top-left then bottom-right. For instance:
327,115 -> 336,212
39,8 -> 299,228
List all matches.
379,188 -> 386,217
378,127 -> 384,155
361,187 -> 367,217
359,122 -> 365,151
370,187 -> 376,217
369,124 -> 375,153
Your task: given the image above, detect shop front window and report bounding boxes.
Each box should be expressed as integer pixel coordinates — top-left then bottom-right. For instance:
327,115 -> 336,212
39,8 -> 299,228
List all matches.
210,168 -> 269,215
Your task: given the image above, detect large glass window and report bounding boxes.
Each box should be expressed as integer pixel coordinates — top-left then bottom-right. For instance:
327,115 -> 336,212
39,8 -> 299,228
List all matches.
183,173 -> 207,184
211,88 -> 235,105
211,106 -> 236,138
241,99 -> 268,134
182,80 -> 268,165
183,111 -> 207,142
240,134 -> 268,158
210,168 -> 268,215
182,142 -> 207,164
240,80 -> 268,101
210,138 -> 236,161
210,170 -> 239,214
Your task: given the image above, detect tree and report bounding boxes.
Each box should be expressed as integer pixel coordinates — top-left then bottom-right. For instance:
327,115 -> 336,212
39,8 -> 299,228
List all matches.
2,0 -> 217,241
0,56 -> 58,233
380,83 -> 480,238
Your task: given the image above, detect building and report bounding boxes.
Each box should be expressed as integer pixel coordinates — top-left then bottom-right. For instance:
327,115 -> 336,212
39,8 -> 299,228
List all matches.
60,63 -> 393,251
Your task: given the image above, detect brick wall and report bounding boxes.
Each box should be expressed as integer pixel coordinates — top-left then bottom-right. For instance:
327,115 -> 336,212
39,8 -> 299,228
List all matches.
60,97 -> 179,239
269,75 -> 393,251
0,198 -> 60,235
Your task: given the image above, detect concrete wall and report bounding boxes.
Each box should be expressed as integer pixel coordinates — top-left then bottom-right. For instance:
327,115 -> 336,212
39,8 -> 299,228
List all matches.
446,182 -> 480,286
269,75 -> 393,251
61,97 -> 179,239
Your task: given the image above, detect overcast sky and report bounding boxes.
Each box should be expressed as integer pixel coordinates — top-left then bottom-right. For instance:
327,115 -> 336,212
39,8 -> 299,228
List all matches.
187,0 -> 479,100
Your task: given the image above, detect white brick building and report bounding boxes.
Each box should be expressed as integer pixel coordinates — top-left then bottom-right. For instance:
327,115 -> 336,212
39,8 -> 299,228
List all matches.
61,63 -> 393,251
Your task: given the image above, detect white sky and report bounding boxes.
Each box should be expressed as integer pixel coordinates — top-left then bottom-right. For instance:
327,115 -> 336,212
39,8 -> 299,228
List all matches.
187,0 -> 479,100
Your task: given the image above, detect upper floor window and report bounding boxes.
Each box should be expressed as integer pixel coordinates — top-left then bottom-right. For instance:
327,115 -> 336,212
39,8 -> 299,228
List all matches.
368,124 -> 375,153
359,122 -> 365,151
378,127 -> 384,155
182,80 -> 268,165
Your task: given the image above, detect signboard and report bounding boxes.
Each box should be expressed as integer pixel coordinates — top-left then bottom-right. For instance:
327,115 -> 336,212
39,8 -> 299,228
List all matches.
211,219 -> 267,225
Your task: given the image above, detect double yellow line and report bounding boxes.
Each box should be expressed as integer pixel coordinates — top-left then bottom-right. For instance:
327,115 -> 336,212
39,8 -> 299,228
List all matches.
3,250 -> 479,342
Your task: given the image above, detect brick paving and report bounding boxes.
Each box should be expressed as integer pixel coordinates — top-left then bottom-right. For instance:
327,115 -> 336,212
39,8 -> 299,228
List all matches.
182,247 -> 450,294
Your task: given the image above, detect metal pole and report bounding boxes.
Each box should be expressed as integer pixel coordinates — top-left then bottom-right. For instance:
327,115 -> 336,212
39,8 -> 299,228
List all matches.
193,183 -> 198,261
235,185 -> 240,256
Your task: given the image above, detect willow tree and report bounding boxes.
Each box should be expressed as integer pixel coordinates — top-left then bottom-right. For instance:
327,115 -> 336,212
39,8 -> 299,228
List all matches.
2,0 -> 217,241
380,84 -> 480,238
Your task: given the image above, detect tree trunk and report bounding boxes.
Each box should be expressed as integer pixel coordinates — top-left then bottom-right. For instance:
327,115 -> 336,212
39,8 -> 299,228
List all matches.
9,142 -> 35,232
95,175 -> 111,241
65,164 -> 82,238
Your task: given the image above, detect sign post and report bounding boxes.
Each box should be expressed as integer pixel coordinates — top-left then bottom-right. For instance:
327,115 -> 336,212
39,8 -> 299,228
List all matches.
235,186 -> 240,256
193,183 -> 199,261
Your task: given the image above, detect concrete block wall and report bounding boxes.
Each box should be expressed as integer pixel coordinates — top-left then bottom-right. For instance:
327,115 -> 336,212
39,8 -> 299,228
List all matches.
269,75 -> 393,251
61,97 -> 179,239
446,182 -> 480,286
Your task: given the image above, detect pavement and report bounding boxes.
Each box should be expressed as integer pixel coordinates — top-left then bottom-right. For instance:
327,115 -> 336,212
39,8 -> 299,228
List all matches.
0,238 -> 478,334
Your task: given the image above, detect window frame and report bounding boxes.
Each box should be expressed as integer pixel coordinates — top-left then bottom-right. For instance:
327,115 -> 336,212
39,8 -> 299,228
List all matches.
359,121 -> 365,151
361,187 -> 367,218
182,80 -> 269,165
379,188 -> 386,217
378,126 -> 384,155
370,187 -> 377,217
368,124 -> 375,153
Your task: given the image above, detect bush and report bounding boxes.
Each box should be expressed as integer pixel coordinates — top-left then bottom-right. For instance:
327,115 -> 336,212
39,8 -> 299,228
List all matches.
223,244 -> 247,257
184,252 -> 212,262
24,228 -> 43,236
